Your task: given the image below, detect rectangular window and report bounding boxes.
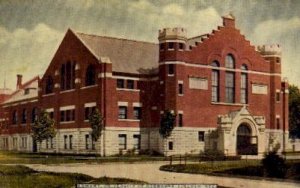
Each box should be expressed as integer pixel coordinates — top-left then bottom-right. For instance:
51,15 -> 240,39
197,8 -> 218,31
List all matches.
85,134 -> 89,149
178,83 -> 183,95
49,112 -> 54,119
168,141 -> 173,150
198,131 -> 205,142
22,109 -> 27,124
276,92 -> 280,102
178,114 -> 183,127
179,43 -> 184,50
118,106 -> 127,119
133,107 -> 141,120
85,106 -> 96,120
240,73 -> 248,104
133,135 -> 141,150
21,137 -> 27,148
225,72 -> 235,103
118,134 -> 127,150
64,135 -> 67,149
117,79 -> 124,88
168,42 -> 174,50
276,118 -> 280,129
168,64 -> 174,75
211,70 -> 219,102
69,135 -> 73,150
60,109 -> 75,122
127,80 -> 134,89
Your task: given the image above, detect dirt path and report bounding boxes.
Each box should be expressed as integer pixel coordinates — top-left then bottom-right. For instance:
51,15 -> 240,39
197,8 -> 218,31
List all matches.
25,162 -> 299,188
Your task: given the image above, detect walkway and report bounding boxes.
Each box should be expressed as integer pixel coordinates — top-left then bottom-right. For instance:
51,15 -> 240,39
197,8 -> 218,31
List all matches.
25,162 -> 299,188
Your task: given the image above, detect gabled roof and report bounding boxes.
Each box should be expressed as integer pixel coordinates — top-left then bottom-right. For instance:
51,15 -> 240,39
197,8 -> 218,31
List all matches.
3,76 -> 39,104
74,32 -> 159,75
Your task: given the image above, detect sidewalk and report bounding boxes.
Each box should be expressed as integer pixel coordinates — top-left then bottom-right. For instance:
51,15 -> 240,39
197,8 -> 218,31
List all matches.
25,162 -> 300,188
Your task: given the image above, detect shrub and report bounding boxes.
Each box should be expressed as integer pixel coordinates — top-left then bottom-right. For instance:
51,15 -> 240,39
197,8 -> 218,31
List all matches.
199,149 -> 225,161
262,151 -> 287,178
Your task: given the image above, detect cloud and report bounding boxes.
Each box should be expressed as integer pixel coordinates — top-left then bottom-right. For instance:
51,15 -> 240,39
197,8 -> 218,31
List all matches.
0,24 -> 63,90
250,17 -> 300,86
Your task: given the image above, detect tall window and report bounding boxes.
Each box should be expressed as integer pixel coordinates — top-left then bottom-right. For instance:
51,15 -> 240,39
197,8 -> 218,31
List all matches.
178,83 -> 183,95
225,54 -> 235,69
118,106 -> 127,119
211,61 -> 220,102
85,106 -> 96,120
241,64 -> 248,104
225,72 -> 235,103
21,109 -> 27,124
178,114 -> 183,127
69,135 -> 73,150
133,135 -> 141,150
31,108 -> 38,123
168,64 -> 174,75
118,134 -> 127,150
12,110 -> 17,125
60,61 -> 75,91
45,76 -> 54,94
64,135 -> 67,149
85,65 -> 96,86
133,107 -> 141,120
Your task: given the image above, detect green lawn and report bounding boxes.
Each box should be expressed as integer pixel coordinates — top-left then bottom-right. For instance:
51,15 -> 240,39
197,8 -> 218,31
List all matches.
0,165 -> 146,188
160,160 -> 300,181
0,151 -> 165,164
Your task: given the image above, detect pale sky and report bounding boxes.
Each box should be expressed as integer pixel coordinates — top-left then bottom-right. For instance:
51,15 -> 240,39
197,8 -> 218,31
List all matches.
1,0 -> 300,90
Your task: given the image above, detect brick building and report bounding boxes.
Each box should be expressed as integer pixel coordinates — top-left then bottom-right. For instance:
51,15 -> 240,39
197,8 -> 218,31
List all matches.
0,14 -> 291,156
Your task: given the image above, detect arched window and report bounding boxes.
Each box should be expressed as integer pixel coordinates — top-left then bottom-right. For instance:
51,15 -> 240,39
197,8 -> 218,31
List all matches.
241,64 -> 248,70
225,54 -> 235,69
85,65 -> 96,86
61,61 -> 76,91
211,61 -> 220,102
31,108 -> 38,123
45,76 -> 54,94
241,64 -> 248,104
12,110 -> 17,125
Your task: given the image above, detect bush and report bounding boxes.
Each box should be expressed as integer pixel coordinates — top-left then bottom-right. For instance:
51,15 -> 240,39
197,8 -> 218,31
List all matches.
262,151 -> 287,178
199,149 -> 225,161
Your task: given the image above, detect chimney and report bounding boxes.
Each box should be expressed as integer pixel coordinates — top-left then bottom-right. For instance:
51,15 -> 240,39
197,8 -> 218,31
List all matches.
16,74 -> 22,90
222,13 -> 235,28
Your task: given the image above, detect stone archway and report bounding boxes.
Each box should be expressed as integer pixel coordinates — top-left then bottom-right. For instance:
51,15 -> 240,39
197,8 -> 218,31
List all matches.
236,123 -> 258,155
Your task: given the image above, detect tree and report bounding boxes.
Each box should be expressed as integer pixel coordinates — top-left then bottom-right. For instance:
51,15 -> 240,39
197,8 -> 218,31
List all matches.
289,85 -> 300,138
159,110 -> 176,156
159,110 -> 176,138
32,110 -> 56,147
88,108 -> 104,142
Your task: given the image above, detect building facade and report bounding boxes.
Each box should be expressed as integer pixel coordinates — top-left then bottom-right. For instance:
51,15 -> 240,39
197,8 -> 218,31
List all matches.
0,15 -> 292,156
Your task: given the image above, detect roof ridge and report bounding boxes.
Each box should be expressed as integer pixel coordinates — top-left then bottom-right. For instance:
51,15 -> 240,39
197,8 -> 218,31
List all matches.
76,31 -> 158,45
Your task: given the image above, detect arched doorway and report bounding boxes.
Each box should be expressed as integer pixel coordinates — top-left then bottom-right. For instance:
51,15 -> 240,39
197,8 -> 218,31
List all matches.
236,123 -> 258,155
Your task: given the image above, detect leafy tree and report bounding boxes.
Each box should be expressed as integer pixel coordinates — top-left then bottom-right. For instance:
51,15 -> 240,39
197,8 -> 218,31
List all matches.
289,85 -> 300,138
159,110 -> 176,138
32,110 -> 56,143
88,108 -> 104,142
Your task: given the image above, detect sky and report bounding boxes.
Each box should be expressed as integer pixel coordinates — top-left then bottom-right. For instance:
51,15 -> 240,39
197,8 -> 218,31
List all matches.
1,0 -> 300,90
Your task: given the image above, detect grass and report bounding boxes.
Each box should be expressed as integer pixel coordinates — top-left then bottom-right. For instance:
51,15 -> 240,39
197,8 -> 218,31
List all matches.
160,159 -> 300,181
0,151 -> 165,164
0,165 -> 146,188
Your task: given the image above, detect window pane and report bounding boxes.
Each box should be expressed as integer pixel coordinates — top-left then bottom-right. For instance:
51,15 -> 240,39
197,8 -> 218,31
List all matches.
225,72 -> 235,103
117,79 -> 124,88
225,54 -> 235,69
127,80 -> 134,89
211,70 -> 219,102
118,106 -> 127,119
168,64 -> 174,75
133,107 -> 141,119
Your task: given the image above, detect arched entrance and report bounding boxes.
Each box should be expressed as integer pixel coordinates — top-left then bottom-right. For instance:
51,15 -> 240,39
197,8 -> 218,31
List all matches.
236,123 -> 258,155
